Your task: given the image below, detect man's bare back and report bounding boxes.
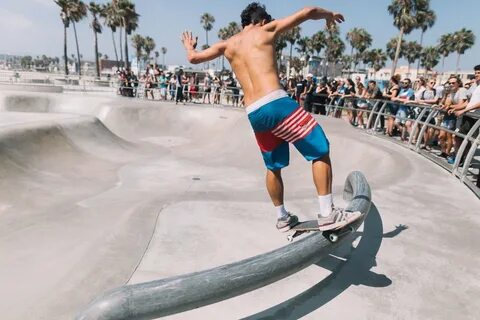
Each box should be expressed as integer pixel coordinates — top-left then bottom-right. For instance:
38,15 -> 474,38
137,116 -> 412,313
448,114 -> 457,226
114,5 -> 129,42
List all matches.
181,5 -> 344,106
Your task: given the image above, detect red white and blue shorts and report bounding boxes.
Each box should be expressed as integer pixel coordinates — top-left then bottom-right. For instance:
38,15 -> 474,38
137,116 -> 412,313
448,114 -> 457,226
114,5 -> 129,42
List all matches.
246,90 -> 330,170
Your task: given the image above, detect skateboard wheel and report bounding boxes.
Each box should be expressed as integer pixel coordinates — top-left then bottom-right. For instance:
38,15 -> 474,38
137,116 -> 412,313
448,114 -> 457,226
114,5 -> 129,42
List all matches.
287,235 -> 293,242
329,234 -> 338,242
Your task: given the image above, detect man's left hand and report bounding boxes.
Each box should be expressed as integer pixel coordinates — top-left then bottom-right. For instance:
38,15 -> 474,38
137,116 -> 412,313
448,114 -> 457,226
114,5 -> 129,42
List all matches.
326,12 -> 345,30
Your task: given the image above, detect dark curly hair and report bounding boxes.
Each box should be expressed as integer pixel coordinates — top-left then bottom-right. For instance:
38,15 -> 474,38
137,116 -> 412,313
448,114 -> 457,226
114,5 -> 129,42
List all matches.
241,2 -> 273,28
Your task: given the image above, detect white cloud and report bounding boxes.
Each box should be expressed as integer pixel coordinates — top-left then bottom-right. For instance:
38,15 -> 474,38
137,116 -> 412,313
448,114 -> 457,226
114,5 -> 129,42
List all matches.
0,8 -> 33,30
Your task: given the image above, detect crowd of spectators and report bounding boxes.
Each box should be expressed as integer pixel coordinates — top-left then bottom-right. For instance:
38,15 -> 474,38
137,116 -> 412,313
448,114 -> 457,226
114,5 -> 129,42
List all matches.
116,65 -> 244,107
118,63 -> 479,171
303,65 -> 480,168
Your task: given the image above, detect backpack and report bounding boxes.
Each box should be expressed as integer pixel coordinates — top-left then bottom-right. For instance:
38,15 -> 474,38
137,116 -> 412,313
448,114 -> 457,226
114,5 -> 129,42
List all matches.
421,88 -> 436,101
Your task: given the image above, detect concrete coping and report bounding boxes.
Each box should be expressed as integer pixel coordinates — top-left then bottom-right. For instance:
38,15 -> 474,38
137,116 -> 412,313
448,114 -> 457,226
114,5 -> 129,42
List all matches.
76,171 -> 372,320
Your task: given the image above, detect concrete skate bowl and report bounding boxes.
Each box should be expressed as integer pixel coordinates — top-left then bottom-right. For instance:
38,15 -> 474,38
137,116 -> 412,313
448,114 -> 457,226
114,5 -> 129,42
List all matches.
0,91 -> 479,319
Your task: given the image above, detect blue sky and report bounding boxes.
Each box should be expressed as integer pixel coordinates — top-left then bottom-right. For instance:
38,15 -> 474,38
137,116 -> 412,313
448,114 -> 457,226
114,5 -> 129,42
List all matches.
1,0 -> 479,71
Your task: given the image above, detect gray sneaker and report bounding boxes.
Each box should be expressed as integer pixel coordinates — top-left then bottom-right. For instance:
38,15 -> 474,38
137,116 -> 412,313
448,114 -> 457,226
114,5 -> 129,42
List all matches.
276,213 -> 299,232
318,207 -> 362,231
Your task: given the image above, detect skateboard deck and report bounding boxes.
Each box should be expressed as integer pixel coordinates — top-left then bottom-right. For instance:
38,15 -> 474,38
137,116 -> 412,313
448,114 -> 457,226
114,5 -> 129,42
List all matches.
287,220 -> 355,242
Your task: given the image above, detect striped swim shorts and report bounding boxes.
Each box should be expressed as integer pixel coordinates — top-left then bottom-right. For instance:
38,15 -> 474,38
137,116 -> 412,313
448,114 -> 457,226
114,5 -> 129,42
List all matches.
246,89 -> 330,170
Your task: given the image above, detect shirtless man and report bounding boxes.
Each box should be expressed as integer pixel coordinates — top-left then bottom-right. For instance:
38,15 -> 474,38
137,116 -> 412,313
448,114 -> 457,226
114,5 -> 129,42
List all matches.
181,2 -> 361,232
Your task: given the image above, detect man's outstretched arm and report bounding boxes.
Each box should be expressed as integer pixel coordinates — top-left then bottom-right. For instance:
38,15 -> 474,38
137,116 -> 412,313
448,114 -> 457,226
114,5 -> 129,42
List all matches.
265,7 -> 344,35
181,31 -> 226,64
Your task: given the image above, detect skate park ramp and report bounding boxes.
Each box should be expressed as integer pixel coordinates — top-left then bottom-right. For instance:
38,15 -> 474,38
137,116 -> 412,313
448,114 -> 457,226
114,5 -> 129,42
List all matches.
0,91 -> 479,320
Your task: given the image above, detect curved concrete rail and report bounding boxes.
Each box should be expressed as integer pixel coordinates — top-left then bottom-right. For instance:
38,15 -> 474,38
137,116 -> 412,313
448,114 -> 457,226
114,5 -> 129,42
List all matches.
77,171 -> 371,320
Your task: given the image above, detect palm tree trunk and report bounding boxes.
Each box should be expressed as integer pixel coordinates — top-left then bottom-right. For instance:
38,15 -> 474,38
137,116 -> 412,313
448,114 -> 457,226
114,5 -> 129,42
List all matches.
119,27 -> 123,67
163,53 -> 165,67
94,31 -> 100,78
391,27 -> 404,76
72,21 -> 82,76
111,29 -> 119,68
206,30 -> 210,69
455,52 -> 461,75
124,19 -> 129,69
415,31 -> 424,77
350,47 -> 354,74
63,24 -> 68,76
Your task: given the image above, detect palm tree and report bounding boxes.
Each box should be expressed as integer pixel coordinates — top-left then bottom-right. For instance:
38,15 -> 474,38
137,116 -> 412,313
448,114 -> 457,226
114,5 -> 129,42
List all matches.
101,2 -> 121,68
346,27 -> 372,72
143,36 -> 155,64
275,34 -> 288,70
88,2 -> 102,78
437,33 -> 454,73
161,47 -> 167,67
69,0 -> 87,76
295,36 -> 312,58
54,0 -> 71,75
451,28 -> 475,74
404,41 -> 422,76
386,37 -> 406,61
325,25 -> 345,76
154,51 -> 159,64
131,34 -> 144,74
420,46 -> 440,76
200,13 -> 215,47
415,3 -> 436,74
284,26 -> 301,64
218,22 -> 240,70
200,13 -> 215,69
364,49 -> 387,79
310,30 -> 326,57
290,56 -> 303,74
340,55 -> 353,72
117,0 -> 139,69
388,0 -> 426,76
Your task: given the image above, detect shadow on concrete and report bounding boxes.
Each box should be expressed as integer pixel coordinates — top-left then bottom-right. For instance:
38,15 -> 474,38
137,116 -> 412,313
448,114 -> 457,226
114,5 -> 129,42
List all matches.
243,203 -> 408,320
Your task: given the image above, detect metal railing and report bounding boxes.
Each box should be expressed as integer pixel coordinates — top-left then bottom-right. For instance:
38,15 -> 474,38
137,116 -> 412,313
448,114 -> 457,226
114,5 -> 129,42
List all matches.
0,71 -> 118,92
310,95 -> 480,197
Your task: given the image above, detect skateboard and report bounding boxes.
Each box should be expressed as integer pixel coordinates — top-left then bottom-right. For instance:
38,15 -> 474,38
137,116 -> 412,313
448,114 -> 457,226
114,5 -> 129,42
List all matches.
287,220 -> 355,242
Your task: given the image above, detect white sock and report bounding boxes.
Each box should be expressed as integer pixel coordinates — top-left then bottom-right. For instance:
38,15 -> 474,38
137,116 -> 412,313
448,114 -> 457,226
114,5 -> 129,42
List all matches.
275,204 -> 289,219
318,194 -> 333,217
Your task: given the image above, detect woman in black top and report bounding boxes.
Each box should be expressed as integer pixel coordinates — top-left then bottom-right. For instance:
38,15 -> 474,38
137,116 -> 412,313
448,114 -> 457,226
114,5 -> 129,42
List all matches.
343,79 -> 357,125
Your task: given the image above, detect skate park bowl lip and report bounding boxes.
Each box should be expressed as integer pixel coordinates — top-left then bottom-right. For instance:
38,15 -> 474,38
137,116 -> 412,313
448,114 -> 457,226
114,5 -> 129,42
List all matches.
75,172 -> 371,320
0,83 -> 63,93
0,91 -> 479,319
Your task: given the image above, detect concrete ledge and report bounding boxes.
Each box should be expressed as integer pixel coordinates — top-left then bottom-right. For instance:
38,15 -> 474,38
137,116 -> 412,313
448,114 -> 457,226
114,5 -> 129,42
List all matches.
76,171 -> 372,320
0,83 -> 63,93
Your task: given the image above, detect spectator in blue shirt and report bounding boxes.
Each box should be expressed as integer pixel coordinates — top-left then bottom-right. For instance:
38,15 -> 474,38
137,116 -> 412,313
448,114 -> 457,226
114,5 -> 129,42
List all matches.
386,78 -> 414,139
